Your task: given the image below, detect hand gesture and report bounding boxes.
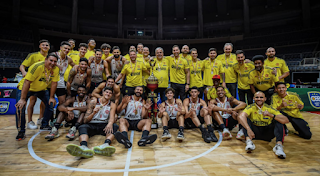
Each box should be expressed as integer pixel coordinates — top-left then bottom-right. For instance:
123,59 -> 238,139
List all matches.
175,102 -> 183,112
103,123 -> 113,134
144,99 -> 153,109
15,99 -> 27,110
244,59 -> 251,63
262,110 -> 272,117
93,106 -> 100,113
159,106 -> 166,113
122,95 -> 130,105
281,99 -> 288,107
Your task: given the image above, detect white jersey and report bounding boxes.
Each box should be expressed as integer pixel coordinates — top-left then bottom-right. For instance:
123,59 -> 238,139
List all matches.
72,95 -> 88,118
188,98 -> 201,116
165,99 -> 179,119
90,99 -> 111,123
91,59 -> 104,83
110,56 -> 124,84
124,96 -> 143,120
216,97 -> 232,119
56,52 -> 69,88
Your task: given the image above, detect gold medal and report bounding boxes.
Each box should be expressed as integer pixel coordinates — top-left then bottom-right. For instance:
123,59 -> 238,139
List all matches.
258,110 -> 262,114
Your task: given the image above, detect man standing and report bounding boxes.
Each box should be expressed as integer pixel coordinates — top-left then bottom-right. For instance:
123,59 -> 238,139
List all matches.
64,43 -> 88,82
264,47 -> 290,82
238,91 -> 288,159
271,82 -> 312,139
67,39 -> 79,56
180,45 -> 192,63
84,38 -> 96,59
88,50 -> 109,93
142,47 -> 151,88
189,48 -> 204,98
101,43 -> 113,60
136,43 -> 144,59
216,43 -> 238,97
105,46 -> 126,85
15,53 -> 60,140
167,45 -> 190,100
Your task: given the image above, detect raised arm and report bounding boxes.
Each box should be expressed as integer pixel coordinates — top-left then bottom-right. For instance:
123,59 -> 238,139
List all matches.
116,95 -> 130,114
92,82 -> 106,98
68,56 -> 75,67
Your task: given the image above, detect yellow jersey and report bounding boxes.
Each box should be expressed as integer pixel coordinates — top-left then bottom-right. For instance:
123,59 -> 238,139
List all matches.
264,57 -> 289,82
24,61 -> 60,92
84,50 -> 95,59
68,50 -> 79,56
243,103 -> 282,126
167,56 -> 189,84
271,92 -> 304,119
22,52 -> 46,67
151,58 -> 170,88
207,87 -> 232,100
17,78 -> 25,90
137,53 -> 143,60
216,53 -> 238,83
124,54 -> 144,63
180,53 -> 192,64
142,58 -> 151,86
121,61 -> 147,87
102,53 -> 113,60
201,59 -> 225,86
189,59 -> 203,88
248,67 -> 279,91
233,62 -> 255,90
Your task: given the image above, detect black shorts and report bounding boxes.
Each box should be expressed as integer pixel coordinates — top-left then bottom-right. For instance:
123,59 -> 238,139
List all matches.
56,88 -> 67,97
184,115 -> 204,129
78,123 -> 119,137
223,116 -> 238,130
168,118 -> 179,129
127,119 -> 142,131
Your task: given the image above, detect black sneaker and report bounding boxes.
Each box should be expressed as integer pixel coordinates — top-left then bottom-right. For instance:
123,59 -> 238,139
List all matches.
16,131 -> 26,141
114,132 -> 132,148
161,130 -> 172,140
177,131 -> 185,141
209,131 -> 218,142
201,130 -> 212,143
138,134 -> 157,146
40,126 -> 52,131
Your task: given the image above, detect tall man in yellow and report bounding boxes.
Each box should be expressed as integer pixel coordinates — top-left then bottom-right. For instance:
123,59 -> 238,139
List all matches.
84,38 -> 96,59
248,55 -> 279,104
152,47 -> 169,102
67,39 -> 79,56
167,45 -> 190,100
15,53 -> 60,141
115,50 -> 149,96
216,43 -> 238,97
136,43 -> 144,59
180,45 -> 192,63
264,47 -> 290,82
189,48 -> 203,98
271,82 -> 312,139
142,47 -> 151,88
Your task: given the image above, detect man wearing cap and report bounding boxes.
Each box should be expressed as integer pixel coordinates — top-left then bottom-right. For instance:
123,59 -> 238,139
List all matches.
207,75 -> 232,101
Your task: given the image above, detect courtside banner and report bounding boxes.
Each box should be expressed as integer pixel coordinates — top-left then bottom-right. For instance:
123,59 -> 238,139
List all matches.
287,88 -> 320,111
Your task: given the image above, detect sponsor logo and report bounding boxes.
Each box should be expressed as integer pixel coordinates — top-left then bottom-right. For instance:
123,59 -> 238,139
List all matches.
0,101 -> 10,113
3,90 -> 13,98
308,91 -> 320,109
276,63 -> 279,66
265,74 -> 269,77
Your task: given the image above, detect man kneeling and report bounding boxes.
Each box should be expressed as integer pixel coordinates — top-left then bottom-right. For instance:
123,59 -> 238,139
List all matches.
238,91 -> 289,159
114,86 -> 157,148
66,87 -> 118,158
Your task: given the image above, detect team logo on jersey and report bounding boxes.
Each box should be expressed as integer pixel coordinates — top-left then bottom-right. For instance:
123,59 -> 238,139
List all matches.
245,67 -> 247,70
265,74 -> 269,77
137,65 -> 140,68
308,91 -> 320,109
276,63 -> 279,66
0,101 -> 10,114
105,109 -> 110,114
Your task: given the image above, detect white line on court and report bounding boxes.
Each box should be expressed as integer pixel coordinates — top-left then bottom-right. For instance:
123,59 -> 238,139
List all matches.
123,131 -> 134,176
28,131 -> 222,173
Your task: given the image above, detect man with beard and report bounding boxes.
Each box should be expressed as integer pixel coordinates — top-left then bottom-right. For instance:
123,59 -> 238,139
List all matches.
142,47 -> 151,88
189,48 -> 204,98
66,87 -> 119,158
158,88 -> 185,141
180,45 -> 192,63
184,87 -> 218,143
264,47 -> 290,82
64,43 -> 88,82
45,86 -> 90,140
271,82 -> 311,139
248,55 -> 279,104
101,43 -> 113,81
114,86 -> 156,147
216,43 -> 238,97
238,91 -> 289,159
88,49 -> 109,93
115,51 -> 149,96
67,58 -> 92,97
67,39 -> 79,56
136,43 -> 144,59
92,76 -> 121,105
84,38 -> 96,59
167,45 -> 190,100
105,46 -> 127,86
124,45 -> 136,60
208,86 -> 247,140
15,53 -> 60,140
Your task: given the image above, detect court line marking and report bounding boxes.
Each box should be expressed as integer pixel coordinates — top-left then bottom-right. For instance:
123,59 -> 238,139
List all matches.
28,131 -> 222,172
123,131 -> 134,176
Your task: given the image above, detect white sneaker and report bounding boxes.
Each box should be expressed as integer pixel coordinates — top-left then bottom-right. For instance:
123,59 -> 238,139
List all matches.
222,128 -> 232,140
236,129 -> 245,140
93,143 -> 116,156
273,144 -> 286,159
37,118 -> 43,125
27,121 -> 38,129
245,139 -> 255,153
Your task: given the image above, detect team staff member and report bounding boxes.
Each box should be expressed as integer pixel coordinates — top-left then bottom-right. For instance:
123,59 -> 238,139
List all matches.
136,43 -> 144,59
115,50 -> 149,96
189,48 -> 204,98
142,47 -> 151,88
84,38 -> 96,58
271,82 -> 312,139
123,45 -> 136,60
238,91 -> 289,159
264,47 -> 290,82
207,75 -> 232,101
15,53 -> 60,140
167,45 -> 190,100
180,45 -> 192,63
67,39 -> 79,56
64,43 -> 88,82
233,50 -> 255,104
248,55 -> 279,104
216,43 -> 238,97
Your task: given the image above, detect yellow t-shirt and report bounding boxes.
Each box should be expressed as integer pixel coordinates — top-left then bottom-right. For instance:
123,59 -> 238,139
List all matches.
124,54 -> 144,63
233,62 -> 255,90
84,50 -> 95,59
243,103 -> 282,126
22,52 -> 46,67
68,50 -> 79,56
24,61 -> 60,92
189,60 -> 203,88
264,57 -> 289,82
216,53 -> 238,83
17,78 -> 25,90
102,53 -> 113,60
248,67 -> 279,91
121,61 -> 147,87
207,87 -> 232,100
142,58 -> 151,86
271,92 -> 304,119
167,56 -> 189,84
137,53 -> 143,60
151,58 -> 170,88
180,53 -> 192,64
201,59 -> 225,86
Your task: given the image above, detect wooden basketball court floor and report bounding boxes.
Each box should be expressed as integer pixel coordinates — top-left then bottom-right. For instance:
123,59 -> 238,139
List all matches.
0,112 -> 320,176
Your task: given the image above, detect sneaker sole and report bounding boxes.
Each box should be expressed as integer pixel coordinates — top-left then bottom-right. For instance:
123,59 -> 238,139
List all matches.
177,136 -> 185,141
66,144 -> 94,158
93,146 -> 116,156
139,134 -> 157,146
273,148 -> 286,159
161,135 -> 172,140
45,134 -> 60,140
115,132 -> 132,148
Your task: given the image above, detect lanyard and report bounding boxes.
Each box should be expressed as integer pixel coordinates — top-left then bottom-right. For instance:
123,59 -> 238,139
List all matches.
174,57 -> 181,69
209,59 -> 216,74
192,60 -> 198,75
255,103 -> 263,114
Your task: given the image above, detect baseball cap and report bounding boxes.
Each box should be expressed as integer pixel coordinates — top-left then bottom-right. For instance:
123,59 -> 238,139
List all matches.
212,75 -> 221,79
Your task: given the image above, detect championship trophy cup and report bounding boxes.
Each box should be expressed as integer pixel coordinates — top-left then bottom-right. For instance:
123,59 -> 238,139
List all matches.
146,61 -> 159,129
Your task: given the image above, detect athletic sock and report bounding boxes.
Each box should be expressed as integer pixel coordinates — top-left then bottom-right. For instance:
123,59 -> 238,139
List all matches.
179,126 -> 184,132
104,139 -> 111,144
198,125 -> 205,132
122,131 -> 128,139
75,122 -> 81,130
207,124 -> 214,132
80,141 -> 88,146
163,126 -> 168,131
142,130 -> 149,138
54,122 -> 61,130
219,124 -> 226,130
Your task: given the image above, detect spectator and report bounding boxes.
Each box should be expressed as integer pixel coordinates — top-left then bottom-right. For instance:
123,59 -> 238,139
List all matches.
2,76 -> 7,83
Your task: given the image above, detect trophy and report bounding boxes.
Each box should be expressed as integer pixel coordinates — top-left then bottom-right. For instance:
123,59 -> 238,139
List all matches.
146,60 -> 159,129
